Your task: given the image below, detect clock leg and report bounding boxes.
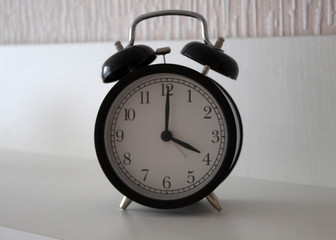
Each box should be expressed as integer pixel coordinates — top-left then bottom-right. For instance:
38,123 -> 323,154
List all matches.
206,192 -> 222,212
120,196 -> 132,210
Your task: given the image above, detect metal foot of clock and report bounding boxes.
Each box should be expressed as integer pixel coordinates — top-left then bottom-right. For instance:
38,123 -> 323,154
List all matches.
206,192 -> 222,212
120,192 -> 222,211
120,196 -> 132,210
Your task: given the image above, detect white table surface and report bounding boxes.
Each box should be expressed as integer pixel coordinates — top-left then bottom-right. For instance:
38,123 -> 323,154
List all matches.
1,149 -> 336,240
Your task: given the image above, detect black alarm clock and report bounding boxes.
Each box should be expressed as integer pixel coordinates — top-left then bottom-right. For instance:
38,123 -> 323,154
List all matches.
95,10 -> 242,211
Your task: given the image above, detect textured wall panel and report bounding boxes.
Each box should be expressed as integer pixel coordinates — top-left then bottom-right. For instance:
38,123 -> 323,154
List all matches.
1,0 -> 336,44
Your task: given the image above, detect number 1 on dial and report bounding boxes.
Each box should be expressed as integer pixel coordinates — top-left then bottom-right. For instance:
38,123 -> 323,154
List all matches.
187,89 -> 192,102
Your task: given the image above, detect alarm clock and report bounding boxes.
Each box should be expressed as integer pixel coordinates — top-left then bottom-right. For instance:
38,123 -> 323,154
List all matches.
94,10 -> 242,211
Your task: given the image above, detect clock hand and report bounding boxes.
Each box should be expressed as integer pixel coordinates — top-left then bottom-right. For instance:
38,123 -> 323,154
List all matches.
161,131 -> 200,153
161,85 -> 200,153
171,136 -> 201,153
165,85 -> 170,132
173,143 -> 188,158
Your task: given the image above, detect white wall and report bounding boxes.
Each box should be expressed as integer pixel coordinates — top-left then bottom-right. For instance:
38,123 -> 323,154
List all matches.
1,36 -> 336,188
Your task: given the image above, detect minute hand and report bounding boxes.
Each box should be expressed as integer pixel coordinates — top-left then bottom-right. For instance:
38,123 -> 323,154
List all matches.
171,137 -> 201,153
164,86 -> 170,132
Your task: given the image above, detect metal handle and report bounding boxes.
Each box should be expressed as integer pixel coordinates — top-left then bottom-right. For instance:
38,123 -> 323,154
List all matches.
127,10 -> 217,49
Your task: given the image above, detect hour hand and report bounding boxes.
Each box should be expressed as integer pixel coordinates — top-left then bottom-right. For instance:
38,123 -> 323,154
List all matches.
171,137 -> 201,153
161,131 -> 200,153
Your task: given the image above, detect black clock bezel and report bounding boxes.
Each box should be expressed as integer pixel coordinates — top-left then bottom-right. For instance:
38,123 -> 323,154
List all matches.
95,64 -> 240,209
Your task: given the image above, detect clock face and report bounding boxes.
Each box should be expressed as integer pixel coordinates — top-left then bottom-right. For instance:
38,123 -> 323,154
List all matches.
95,64 -> 238,209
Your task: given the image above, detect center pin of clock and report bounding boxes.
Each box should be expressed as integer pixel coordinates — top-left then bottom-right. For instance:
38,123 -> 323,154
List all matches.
161,131 -> 172,142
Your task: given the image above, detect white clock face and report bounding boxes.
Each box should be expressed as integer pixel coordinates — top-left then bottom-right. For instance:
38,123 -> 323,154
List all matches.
104,72 -> 228,201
